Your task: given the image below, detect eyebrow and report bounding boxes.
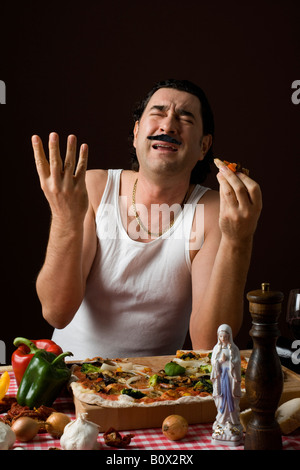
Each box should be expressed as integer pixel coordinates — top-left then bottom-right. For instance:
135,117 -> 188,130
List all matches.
149,105 -> 196,120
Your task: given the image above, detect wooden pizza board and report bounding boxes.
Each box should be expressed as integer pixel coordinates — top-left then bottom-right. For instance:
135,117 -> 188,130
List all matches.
72,351 -> 300,431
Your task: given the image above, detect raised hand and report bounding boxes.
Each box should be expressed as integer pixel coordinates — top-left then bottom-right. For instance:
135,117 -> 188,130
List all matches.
32,132 -> 89,224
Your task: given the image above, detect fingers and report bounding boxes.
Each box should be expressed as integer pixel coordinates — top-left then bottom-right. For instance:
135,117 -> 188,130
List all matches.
32,133 -> 88,181
48,132 -> 63,176
64,135 -> 88,179
234,171 -> 262,210
214,158 -> 260,210
64,134 -> 77,173
32,135 -> 50,180
75,143 -> 89,179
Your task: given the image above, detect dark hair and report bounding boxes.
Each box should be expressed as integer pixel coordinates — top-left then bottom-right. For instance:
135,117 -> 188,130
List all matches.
129,79 -> 215,184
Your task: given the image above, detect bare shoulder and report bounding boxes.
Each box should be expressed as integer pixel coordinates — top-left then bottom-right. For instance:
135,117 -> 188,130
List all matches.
189,189 -> 220,261
200,188 -> 220,207
199,189 -> 220,231
85,169 -> 108,212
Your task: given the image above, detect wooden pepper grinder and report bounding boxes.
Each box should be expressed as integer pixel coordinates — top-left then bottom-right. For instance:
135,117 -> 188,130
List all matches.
244,282 -> 284,450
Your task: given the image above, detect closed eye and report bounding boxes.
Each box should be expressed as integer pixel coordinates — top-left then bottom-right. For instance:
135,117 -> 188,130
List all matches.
180,117 -> 194,124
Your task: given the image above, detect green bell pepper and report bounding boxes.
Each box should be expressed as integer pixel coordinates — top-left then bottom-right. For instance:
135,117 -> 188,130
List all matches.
16,349 -> 73,408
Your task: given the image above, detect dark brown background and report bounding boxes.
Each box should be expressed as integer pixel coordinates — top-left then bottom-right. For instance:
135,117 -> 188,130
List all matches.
1,1 -> 299,363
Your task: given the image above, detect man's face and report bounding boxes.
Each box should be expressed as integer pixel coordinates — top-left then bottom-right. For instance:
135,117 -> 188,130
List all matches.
133,87 -> 212,178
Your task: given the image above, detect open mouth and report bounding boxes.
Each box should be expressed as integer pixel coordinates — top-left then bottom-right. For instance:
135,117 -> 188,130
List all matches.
147,134 -> 181,152
152,143 -> 178,152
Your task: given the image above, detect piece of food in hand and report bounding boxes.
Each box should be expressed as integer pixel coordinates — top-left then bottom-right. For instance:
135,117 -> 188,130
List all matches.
103,427 -> 135,448
0,372 -> 10,401
162,414 -> 189,441
214,158 -> 249,175
223,160 -> 249,175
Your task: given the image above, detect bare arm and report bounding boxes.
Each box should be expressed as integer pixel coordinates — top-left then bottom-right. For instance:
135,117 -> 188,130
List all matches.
32,133 -> 97,328
190,159 -> 262,349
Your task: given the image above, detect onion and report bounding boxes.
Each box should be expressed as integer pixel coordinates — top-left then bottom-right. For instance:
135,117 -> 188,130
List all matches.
125,375 -> 153,392
118,362 -> 133,372
100,362 -> 117,372
162,415 -> 189,441
45,412 -> 71,438
11,417 -> 41,442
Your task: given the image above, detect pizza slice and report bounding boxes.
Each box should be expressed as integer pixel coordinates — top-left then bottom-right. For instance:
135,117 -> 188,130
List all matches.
223,160 -> 249,176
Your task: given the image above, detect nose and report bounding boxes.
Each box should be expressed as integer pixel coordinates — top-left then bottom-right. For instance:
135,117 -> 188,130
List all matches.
159,114 -> 178,134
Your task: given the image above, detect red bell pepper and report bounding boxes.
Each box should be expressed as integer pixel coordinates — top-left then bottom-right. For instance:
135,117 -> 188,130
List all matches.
12,337 -> 63,385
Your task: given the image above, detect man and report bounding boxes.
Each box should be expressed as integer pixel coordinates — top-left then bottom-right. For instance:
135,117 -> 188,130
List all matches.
32,79 -> 262,360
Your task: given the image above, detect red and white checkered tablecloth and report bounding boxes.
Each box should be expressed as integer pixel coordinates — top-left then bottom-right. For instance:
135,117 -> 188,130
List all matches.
2,372 -> 300,451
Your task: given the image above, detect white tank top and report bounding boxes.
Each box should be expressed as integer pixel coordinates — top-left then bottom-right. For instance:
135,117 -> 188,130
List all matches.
52,169 -> 210,360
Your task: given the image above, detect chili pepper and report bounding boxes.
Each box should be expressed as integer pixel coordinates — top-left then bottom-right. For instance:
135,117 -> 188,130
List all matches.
12,337 -> 63,385
16,349 -> 73,408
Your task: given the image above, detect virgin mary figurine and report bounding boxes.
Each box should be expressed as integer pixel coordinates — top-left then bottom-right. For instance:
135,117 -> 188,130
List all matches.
210,324 -> 243,445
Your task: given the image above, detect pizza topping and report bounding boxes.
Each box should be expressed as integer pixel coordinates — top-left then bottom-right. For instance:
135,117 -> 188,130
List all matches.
193,377 -> 213,394
80,362 -> 102,374
176,351 -> 199,360
164,362 -> 186,376
100,360 -> 119,372
223,160 -> 249,176
148,374 -> 160,387
121,388 -> 146,399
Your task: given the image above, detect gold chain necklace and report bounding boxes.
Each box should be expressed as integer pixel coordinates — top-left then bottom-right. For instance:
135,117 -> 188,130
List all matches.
132,178 -> 189,238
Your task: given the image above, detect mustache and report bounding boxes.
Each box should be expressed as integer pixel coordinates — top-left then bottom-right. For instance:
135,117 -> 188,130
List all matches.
147,134 -> 182,146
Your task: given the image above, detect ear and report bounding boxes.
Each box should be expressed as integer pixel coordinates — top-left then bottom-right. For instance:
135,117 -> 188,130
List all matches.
199,134 -> 212,160
133,121 -> 139,148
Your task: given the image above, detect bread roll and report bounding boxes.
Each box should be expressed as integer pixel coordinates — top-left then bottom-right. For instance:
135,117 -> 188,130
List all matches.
240,408 -> 253,431
240,398 -> 300,435
275,398 -> 300,435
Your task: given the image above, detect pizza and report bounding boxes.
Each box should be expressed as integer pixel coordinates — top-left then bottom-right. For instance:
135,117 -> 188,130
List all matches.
70,351 -> 248,408
223,160 -> 249,176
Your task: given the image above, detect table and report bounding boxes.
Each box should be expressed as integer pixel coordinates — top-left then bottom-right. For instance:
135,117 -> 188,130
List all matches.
1,372 -> 300,451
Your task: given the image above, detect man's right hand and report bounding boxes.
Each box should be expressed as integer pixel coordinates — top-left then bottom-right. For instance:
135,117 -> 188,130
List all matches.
32,132 -> 89,225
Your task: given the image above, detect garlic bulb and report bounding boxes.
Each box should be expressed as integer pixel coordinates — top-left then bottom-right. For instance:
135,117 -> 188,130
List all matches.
0,422 -> 16,450
60,413 -> 100,450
